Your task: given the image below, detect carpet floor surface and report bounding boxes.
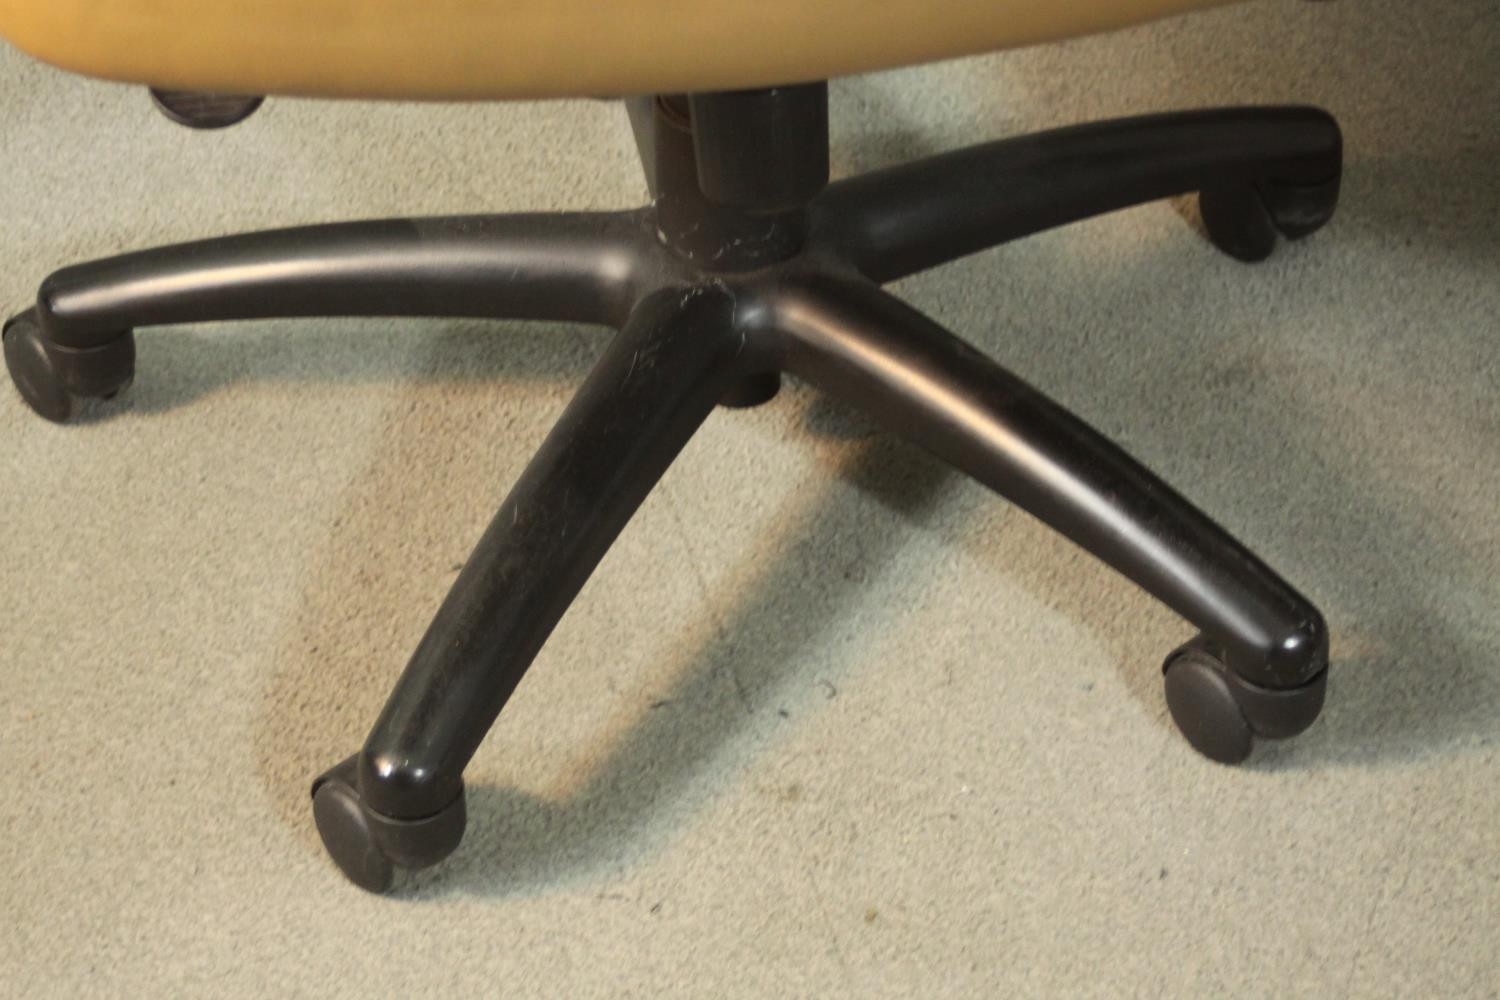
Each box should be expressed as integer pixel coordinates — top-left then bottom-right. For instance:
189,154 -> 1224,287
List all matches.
2,1 -> 1497,996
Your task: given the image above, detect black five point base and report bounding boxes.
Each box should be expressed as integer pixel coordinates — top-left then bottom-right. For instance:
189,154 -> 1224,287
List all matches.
5,89 -> 1340,892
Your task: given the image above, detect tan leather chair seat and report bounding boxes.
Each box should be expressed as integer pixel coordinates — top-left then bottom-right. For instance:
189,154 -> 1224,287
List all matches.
0,0 -> 1233,100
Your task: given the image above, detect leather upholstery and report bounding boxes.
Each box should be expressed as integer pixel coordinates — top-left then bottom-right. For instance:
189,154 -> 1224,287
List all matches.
0,0 -> 1236,100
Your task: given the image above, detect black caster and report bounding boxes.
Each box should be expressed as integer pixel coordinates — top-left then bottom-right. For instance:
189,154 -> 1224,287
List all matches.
3,309 -> 135,423
1162,635 -> 1328,764
310,755 -> 467,893
149,89 -> 264,130
1199,173 -> 1341,263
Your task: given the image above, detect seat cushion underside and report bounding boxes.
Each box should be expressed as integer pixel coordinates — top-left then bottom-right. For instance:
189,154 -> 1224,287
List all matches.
0,0 -> 1236,100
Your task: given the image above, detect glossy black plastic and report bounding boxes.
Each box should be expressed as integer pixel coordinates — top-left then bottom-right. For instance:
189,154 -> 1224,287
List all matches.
812,106 -> 1340,283
359,285 -> 748,819
29,212 -> 659,350
5,91 -> 1342,890
771,269 -> 1330,689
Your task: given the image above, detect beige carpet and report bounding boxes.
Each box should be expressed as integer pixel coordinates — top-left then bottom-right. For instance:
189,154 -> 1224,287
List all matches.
2,1 -> 1497,996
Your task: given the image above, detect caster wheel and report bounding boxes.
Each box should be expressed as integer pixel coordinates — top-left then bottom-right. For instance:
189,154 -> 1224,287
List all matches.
1200,184 -> 1279,264
313,774 -> 396,894
1163,635 -> 1329,764
3,309 -> 135,423
1200,172 -> 1341,264
149,89 -> 264,129
310,755 -> 467,893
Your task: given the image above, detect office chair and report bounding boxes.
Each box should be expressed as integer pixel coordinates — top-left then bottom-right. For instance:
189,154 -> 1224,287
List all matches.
0,0 -> 1338,892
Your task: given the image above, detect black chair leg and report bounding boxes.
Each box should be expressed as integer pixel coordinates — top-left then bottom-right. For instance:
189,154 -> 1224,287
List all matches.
814,106 -> 1342,282
311,284 -> 749,892
2,211 -> 659,422
771,271 -> 1328,762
